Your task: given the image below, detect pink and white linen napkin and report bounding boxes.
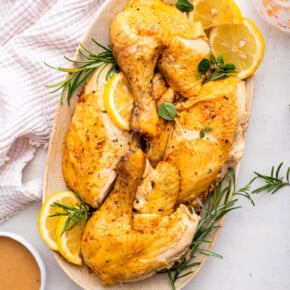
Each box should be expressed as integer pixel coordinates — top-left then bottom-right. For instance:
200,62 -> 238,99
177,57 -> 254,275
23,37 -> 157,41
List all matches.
0,0 -> 105,223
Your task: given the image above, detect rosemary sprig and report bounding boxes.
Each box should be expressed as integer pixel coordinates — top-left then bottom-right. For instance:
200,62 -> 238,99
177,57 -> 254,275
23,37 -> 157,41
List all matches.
196,52 -> 236,82
167,163 -> 289,289
251,162 -> 290,194
49,192 -> 93,235
45,39 -> 119,105
167,168 -> 245,288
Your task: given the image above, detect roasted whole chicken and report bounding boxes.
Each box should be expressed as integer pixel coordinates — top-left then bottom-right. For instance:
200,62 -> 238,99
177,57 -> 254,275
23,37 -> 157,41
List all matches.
62,0 -> 249,285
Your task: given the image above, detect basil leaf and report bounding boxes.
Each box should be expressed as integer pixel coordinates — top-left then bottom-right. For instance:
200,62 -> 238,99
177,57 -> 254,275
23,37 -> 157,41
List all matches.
176,0 -> 194,12
223,63 -> 236,71
196,72 -> 202,80
157,102 -> 177,121
199,130 -> 205,139
210,71 -> 227,81
198,59 -> 211,73
216,55 -> 224,66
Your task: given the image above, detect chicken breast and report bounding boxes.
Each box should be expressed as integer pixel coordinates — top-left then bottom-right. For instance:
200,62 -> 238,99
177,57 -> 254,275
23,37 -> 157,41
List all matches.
62,67 -> 131,207
81,149 -> 199,285
164,77 -> 242,204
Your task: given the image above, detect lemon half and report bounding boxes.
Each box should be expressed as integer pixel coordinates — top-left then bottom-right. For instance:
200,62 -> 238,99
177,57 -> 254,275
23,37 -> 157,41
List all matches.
37,190 -> 79,251
209,18 -> 265,79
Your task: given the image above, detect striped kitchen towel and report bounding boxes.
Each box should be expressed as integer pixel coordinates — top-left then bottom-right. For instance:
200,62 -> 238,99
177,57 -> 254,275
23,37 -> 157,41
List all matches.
0,0 -> 105,223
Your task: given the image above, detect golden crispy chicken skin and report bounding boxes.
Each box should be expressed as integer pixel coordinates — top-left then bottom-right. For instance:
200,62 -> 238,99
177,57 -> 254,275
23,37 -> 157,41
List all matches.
62,1 -> 249,285
110,0 -> 210,137
62,68 -> 131,208
165,77 -> 241,204
81,149 -> 199,285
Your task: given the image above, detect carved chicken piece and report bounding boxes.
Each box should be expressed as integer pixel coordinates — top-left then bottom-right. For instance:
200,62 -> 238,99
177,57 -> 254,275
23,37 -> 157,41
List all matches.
110,0 -> 209,137
134,160 -> 179,215
164,77 -> 241,204
146,87 -> 175,166
152,72 -> 168,101
62,68 -> 131,208
158,35 -> 210,98
81,149 -> 199,285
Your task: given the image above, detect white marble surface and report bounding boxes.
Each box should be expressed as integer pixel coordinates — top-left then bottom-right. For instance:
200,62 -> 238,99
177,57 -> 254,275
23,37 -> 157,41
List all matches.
1,1 -> 290,289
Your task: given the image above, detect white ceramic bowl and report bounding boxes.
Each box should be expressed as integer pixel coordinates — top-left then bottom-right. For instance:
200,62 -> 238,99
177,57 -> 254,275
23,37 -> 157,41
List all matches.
0,231 -> 46,290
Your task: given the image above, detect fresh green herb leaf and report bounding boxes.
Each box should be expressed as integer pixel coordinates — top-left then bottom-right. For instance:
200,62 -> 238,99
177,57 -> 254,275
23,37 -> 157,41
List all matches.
157,102 -> 177,121
210,51 -> 216,64
167,163 -> 289,289
167,168 -> 244,286
199,126 -> 212,138
210,71 -> 227,81
196,72 -> 202,80
196,52 -> 236,82
216,55 -> 224,66
251,163 -> 290,194
196,248 -> 223,259
199,130 -> 205,138
49,192 -> 93,235
176,0 -> 194,12
223,63 -> 236,71
198,59 -> 211,73
45,39 -> 119,105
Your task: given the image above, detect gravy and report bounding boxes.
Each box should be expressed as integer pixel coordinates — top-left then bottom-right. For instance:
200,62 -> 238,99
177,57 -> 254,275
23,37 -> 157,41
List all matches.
0,237 -> 41,290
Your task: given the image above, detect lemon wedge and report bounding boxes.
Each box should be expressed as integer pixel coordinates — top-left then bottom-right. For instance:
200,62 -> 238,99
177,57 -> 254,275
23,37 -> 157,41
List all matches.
37,190 -> 79,251
103,72 -> 134,130
209,18 -> 265,79
56,216 -> 83,265
193,0 -> 243,30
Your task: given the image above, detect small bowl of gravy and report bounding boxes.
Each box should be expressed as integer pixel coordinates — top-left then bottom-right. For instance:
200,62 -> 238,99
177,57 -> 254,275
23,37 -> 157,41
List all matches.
0,231 -> 46,290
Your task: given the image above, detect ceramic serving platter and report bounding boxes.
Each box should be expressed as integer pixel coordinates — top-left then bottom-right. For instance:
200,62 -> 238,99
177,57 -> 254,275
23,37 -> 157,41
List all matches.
43,0 -> 254,289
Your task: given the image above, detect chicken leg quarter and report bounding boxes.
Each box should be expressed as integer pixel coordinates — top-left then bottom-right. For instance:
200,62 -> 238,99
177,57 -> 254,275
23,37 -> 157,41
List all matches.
81,149 -> 200,285
110,0 -> 210,137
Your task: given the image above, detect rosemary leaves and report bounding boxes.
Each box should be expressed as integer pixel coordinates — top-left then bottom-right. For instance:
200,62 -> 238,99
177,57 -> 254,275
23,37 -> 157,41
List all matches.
176,0 -> 194,12
251,162 -> 290,194
167,163 -> 289,289
45,39 -> 119,105
49,192 -> 92,235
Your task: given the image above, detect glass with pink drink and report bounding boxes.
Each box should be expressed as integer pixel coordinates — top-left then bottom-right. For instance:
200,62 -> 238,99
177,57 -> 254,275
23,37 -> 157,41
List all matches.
255,0 -> 290,32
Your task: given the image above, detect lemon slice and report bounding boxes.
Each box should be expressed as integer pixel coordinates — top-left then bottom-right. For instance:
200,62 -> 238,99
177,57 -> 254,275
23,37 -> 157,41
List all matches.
37,190 -> 79,251
103,72 -> 134,130
193,0 -> 243,30
56,216 -> 83,265
209,18 -> 265,79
